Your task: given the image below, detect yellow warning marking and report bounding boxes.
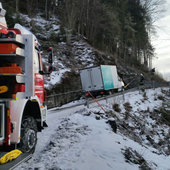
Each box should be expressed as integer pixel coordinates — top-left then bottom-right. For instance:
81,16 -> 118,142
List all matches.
2,73 -> 10,76
0,86 -> 8,94
0,149 -> 22,165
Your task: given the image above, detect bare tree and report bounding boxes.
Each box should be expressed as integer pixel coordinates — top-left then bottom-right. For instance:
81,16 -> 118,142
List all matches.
140,0 -> 165,68
141,0 -> 166,25
45,0 -> 48,19
62,0 -> 78,45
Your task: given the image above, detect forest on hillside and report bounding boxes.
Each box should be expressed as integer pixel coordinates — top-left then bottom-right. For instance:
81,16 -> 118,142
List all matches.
1,0 -> 165,68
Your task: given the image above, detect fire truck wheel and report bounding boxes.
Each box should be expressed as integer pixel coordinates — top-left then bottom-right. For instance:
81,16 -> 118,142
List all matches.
19,116 -> 38,153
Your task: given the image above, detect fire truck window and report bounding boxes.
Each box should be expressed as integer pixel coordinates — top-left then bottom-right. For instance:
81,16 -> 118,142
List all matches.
34,51 -> 40,73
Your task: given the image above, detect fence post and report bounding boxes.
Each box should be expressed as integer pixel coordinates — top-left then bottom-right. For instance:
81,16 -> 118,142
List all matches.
105,96 -> 108,103
122,90 -> 125,101
85,99 -> 89,108
53,95 -> 55,108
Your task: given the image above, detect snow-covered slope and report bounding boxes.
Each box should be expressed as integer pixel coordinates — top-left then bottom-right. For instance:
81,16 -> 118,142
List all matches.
14,13 -> 119,91
15,88 -> 170,170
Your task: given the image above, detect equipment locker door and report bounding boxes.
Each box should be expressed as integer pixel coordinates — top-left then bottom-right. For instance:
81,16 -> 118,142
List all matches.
34,51 -> 44,104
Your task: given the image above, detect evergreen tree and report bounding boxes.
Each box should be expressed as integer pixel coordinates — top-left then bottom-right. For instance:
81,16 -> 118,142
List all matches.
2,0 -> 164,68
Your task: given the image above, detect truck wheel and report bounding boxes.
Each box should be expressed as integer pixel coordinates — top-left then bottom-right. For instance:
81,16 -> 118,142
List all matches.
19,116 -> 38,153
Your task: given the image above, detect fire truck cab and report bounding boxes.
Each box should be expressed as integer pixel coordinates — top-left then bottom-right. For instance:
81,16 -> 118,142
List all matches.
0,3 -> 47,153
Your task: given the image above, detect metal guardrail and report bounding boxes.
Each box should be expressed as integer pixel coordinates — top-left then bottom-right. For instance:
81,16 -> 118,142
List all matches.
46,82 -> 170,109
85,83 -> 170,109
46,90 -> 82,109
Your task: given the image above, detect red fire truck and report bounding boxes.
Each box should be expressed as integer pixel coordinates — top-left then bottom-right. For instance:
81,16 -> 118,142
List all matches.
0,2 -> 49,156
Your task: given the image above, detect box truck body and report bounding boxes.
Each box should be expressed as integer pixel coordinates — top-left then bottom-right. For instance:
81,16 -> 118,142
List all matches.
80,65 -> 123,92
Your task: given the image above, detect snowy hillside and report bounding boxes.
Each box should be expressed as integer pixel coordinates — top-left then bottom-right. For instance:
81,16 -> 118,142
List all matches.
12,12 -> 164,94
18,13 -> 105,90
15,87 -> 170,170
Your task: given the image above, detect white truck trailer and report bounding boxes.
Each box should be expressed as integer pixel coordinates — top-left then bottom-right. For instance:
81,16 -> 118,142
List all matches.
80,65 -> 124,96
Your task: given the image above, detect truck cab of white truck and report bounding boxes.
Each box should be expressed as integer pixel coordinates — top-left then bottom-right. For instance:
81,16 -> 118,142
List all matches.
0,3 -> 48,152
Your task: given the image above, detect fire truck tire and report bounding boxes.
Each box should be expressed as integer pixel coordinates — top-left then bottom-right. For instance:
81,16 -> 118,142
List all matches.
19,116 -> 38,153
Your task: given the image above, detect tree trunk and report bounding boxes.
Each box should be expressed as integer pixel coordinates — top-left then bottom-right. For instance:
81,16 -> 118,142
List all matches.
45,0 -> 48,19
16,0 -> 19,13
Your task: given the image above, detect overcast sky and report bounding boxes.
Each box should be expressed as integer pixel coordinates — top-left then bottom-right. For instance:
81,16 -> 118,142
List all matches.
152,0 -> 170,80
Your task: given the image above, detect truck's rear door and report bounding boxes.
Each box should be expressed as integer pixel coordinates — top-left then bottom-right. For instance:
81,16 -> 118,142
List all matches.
90,66 -> 103,91
80,66 -> 103,92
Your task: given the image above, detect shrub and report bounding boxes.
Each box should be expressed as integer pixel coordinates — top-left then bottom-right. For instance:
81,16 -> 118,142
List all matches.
123,102 -> 132,120
161,109 -> 170,124
124,111 -> 129,120
157,95 -> 164,101
113,103 -> 121,112
143,92 -> 148,100
124,102 -> 132,112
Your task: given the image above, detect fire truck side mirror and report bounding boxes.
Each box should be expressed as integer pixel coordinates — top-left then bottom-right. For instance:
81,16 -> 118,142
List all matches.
39,47 -> 54,75
39,70 -> 44,75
